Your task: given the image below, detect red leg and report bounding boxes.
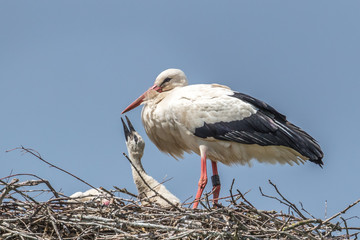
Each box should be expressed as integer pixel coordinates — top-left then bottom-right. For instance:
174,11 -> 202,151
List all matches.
193,147 -> 208,209
211,160 -> 221,205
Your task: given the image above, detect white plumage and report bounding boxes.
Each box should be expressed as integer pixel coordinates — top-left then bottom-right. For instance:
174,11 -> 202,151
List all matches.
69,188 -> 110,205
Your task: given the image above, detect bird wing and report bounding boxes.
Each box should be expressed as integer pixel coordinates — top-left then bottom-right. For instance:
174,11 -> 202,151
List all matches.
168,85 -> 323,164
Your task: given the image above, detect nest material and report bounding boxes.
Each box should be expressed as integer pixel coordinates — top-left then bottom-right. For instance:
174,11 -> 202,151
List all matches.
1,177 -> 359,240
2,147 -> 359,239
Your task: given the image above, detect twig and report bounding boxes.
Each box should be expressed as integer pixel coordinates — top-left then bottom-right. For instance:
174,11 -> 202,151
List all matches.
237,189 -> 255,208
113,186 -> 138,198
309,197 -> 360,232
268,180 -> 306,219
12,146 -> 99,192
324,198 -> 360,224
0,225 -> 42,240
281,219 -> 322,231
229,178 -> 236,205
340,217 -> 350,239
299,201 -> 315,219
0,178 -> 19,204
47,207 -> 63,240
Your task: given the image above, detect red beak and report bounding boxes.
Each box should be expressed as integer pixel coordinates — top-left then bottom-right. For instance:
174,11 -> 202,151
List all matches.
122,85 -> 162,114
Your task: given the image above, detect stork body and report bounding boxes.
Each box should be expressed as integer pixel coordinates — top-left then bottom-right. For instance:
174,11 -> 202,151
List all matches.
122,69 -> 323,208
69,188 -> 110,205
122,116 -> 181,208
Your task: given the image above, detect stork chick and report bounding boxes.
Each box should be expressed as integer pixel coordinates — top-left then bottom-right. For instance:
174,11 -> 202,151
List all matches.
121,116 -> 181,208
69,188 -> 110,205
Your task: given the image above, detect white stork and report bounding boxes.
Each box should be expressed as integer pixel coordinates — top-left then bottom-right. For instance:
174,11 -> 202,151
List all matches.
122,69 -> 323,209
121,116 -> 181,207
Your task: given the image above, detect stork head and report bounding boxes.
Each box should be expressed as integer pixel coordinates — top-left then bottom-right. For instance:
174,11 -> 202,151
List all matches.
122,69 -> 188,114
154,68 -> 188,91
121,116 -> 145,160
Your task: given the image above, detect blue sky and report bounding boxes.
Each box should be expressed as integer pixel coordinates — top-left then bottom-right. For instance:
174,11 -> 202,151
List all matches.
1,1 -> 360,224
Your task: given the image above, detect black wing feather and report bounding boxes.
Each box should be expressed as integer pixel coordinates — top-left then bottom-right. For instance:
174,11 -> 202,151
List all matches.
194,92 -> 324,166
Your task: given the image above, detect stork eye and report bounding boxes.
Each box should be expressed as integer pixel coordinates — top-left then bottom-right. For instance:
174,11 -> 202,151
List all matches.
161,77 -> 172,86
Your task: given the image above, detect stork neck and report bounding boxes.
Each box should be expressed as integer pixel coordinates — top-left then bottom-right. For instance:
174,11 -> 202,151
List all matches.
129,153 -> 146,175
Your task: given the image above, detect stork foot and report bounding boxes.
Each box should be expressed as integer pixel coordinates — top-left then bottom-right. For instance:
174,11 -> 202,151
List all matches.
193,177 -> 208,209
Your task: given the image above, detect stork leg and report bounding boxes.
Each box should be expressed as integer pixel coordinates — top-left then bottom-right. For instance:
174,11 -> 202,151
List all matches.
193,146 -> 208,209
211,161 -> 221,206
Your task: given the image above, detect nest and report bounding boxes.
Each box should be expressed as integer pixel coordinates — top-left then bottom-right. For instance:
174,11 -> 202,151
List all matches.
1,177 -> 360,240
1,147 -> 359,239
